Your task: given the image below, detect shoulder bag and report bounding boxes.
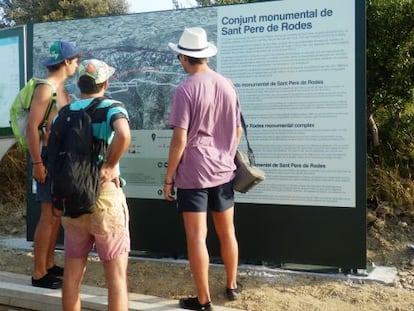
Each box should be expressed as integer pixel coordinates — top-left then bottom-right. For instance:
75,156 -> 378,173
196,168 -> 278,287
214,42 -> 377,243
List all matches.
233,107 -> 265,193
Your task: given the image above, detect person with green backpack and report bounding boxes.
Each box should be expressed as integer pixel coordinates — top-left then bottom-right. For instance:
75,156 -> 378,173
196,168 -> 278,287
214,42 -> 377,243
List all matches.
26,40 -> 80,289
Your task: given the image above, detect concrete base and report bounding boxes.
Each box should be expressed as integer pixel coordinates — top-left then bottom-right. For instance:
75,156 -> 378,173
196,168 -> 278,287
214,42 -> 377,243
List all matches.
0,237 -> 243,311
0,237 -> 399,287
0,236 -> 400,311
0,270 -> 242,311
237,262 -> 398,285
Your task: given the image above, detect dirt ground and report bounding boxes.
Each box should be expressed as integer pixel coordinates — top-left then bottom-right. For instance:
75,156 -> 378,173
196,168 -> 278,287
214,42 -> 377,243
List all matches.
0,201 -> 413,311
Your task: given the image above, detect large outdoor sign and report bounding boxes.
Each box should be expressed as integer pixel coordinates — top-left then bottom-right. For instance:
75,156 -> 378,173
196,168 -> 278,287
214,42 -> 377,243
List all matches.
0,26 -> 25,131
30,0 -> 358,208
24,0 -> 366,269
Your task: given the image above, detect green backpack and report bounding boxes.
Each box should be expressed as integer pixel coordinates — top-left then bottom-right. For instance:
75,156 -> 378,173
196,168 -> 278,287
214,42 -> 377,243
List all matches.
9,78 -> 56,148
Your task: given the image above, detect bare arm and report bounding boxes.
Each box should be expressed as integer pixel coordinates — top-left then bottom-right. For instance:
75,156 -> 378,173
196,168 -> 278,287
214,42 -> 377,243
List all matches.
236,126 -> 243,145
163,127 -> 187,201
100,118 -> 131,187
26,84 -> 53,183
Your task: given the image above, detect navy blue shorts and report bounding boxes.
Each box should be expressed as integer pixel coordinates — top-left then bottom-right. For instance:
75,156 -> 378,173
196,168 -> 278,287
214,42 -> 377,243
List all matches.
177,181 -> 234,213
35,175 -> 52,203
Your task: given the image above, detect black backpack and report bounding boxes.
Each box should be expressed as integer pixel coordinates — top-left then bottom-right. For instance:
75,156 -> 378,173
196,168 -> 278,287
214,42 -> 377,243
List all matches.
46,97 -> 105,218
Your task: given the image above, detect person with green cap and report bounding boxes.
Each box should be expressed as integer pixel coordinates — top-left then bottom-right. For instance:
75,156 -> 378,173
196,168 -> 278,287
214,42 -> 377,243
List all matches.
27,40 -> 80,289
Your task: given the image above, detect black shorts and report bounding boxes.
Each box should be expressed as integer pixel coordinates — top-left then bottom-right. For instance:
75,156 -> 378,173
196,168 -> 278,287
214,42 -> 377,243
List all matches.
177,181 -> 234,212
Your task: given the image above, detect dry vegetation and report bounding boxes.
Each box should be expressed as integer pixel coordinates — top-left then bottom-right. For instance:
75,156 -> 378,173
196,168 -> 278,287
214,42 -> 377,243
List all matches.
0,145 -> 26,236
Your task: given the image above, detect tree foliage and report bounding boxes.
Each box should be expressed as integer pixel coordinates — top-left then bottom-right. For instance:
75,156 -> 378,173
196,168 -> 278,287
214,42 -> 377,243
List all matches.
195,0 -> 261,6
0,0 -> 13,27
367,0 -> 414,119
2,0 -> 128,26
366,0 -> 414,173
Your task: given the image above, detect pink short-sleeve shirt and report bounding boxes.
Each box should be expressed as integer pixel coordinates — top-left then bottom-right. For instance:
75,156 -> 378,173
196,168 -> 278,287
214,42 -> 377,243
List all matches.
169,70 -> 241,189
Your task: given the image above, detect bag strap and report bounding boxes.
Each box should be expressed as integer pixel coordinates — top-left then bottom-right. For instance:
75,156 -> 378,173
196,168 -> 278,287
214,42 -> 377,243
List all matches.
84,96 -> 108,161
237,99 -> 256,166
84,96 -> 106,116
40,95 -> 55,131
36,79 -> 57,136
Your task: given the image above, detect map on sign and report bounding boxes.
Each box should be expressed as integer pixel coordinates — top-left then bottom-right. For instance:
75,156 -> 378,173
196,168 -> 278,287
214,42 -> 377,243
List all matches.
32,8 -> 217,200
33,8 -> 217,130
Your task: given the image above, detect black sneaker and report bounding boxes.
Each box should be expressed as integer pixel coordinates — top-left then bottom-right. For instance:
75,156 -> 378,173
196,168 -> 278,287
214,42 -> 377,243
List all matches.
179,297 -> 212,310
31,273 -> 62,289
47,265 -> 64,277
226,282 -> 243,301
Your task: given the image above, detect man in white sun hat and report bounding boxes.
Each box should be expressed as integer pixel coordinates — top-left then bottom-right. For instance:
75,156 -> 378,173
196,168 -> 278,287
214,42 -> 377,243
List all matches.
59,59 -> 131,311
164,27 -> 243,311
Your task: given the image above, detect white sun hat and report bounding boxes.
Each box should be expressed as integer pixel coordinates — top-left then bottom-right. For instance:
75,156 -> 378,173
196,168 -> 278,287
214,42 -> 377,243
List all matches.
168,27 -> 217,58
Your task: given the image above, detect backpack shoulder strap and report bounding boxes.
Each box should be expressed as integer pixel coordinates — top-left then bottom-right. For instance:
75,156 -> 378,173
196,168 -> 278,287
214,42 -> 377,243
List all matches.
34,78 -> 57,134
35,78 -> 57,94
63,97 -> 106,118
85,96 -> 107,116
86,96 -> 106,108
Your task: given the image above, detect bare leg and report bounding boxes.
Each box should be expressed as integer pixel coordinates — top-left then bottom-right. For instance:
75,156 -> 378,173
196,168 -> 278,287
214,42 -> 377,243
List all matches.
62,256 -> 87,311
103,252 -> 129,311
182,212 -> 211,304
47,208 -> 62,269
33,202 -> 60,279
211,207 -> 239,289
